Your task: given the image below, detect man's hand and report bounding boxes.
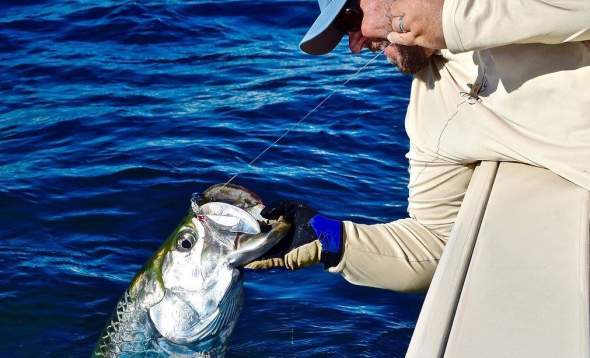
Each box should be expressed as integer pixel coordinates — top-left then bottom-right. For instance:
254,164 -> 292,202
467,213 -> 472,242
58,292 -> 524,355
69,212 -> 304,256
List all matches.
387,0 -> 446,49
245,201 -> 343,270
357,0 -> 397,40
350,0 -> 440,73
357,0 -> 445,50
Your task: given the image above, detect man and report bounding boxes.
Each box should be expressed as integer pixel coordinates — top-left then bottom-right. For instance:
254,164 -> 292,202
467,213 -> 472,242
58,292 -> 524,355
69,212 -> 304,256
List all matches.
247,0 -> 590,293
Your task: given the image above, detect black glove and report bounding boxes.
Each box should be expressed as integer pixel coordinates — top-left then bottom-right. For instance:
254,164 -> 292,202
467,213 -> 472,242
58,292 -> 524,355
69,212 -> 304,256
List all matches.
245,200 -> 343,270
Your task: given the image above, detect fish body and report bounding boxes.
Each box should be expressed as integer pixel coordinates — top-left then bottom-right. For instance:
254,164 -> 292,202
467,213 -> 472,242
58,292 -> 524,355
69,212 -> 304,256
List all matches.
93,184 -> 289,357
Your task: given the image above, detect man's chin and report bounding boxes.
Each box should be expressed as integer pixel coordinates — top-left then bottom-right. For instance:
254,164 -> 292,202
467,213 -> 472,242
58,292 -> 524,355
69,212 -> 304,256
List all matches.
385,45 -> 430,74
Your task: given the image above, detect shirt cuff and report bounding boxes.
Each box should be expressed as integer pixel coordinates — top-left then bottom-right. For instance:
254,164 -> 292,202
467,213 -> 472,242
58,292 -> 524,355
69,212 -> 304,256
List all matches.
309,214 -> 343,268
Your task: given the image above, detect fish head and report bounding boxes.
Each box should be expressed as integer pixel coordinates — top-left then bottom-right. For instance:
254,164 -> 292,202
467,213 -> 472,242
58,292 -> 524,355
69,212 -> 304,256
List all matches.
132,184 -> 290,346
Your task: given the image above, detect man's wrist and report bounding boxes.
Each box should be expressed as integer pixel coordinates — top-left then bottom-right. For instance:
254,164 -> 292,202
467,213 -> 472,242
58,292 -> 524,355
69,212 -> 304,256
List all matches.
309,214 -> 343,268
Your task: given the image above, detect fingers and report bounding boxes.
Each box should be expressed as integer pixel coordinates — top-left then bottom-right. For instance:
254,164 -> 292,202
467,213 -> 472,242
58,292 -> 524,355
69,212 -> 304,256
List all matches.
260,200 -> 294,220
387,32 -> 417,47
357,0 -> 391,40
259,204 -> 280,220
283,241 -> 322,270
244,257 -> 285,270
390,14 -> 409,34
360,23 -> 389,40
387,12 -> 424,48
245,241 -> 322,270
260,199 -> 309,221
386,0 -> 446,49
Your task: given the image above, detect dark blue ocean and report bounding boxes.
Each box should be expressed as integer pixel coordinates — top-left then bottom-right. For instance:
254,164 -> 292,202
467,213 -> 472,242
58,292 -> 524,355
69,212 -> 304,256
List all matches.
0,1 -> 424,356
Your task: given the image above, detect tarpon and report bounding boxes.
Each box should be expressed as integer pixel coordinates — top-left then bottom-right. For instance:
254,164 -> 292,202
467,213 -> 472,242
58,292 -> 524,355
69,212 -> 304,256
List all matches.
93,184 -> 290,357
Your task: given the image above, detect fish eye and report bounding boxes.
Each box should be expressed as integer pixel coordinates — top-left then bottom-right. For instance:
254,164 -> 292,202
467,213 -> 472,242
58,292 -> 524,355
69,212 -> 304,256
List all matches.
176,230 -> 196,252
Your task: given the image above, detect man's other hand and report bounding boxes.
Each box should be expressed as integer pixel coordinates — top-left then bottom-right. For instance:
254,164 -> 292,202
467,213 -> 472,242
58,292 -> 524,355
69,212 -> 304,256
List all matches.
387,0 -> 446,49
349,0 -> 437,74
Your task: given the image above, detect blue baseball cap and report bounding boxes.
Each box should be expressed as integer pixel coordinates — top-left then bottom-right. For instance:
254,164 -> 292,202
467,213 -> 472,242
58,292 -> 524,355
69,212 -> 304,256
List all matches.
300,0 -> 348,55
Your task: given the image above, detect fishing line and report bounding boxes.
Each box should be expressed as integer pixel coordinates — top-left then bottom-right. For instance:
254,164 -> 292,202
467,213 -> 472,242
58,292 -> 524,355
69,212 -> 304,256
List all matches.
222,48 -> 387,188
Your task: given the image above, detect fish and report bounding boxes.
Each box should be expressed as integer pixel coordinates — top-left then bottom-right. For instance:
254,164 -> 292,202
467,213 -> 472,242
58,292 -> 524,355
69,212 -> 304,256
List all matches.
93,183 -> 290,357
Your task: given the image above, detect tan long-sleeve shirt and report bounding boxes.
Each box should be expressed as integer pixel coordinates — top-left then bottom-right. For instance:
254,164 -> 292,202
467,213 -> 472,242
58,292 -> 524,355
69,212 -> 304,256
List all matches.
330,1 -> 590,292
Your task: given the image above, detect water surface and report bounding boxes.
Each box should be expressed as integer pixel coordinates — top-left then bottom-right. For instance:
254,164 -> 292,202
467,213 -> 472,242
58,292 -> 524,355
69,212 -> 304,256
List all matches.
0,1 -> 423,356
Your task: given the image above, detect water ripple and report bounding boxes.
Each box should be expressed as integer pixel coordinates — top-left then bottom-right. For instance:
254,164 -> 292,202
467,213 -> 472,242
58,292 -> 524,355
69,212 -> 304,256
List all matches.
0,1 -> 419,357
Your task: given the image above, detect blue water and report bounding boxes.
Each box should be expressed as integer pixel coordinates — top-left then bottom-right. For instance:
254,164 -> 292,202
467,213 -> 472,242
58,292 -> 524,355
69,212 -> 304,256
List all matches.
0,1 -> 424,356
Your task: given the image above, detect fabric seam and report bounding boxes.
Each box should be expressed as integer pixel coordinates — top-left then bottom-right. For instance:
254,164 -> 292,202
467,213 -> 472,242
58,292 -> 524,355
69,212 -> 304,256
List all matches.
345,246 -> 441,263
443,0 -> 466,52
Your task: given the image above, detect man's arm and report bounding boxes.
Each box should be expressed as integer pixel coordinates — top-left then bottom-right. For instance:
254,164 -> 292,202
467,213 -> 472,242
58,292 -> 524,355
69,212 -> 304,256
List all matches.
329,159 -> 475,292
331,218 -> 446,292
246,153 -> 474,293
382,0 -> 590,51
443,0 -> 590,52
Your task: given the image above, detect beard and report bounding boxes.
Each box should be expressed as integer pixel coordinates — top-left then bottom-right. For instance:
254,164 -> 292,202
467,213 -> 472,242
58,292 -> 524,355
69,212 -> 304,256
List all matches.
365,40 -> 431,74
391,45 -> 431,74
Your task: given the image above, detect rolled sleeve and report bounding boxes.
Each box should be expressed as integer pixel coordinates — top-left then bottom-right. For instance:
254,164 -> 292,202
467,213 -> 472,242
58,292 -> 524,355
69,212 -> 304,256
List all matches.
443,0 -> 590,53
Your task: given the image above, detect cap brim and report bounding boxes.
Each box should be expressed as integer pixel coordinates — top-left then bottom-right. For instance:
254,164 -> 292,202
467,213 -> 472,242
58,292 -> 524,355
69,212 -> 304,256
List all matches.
299,0 -> 347,55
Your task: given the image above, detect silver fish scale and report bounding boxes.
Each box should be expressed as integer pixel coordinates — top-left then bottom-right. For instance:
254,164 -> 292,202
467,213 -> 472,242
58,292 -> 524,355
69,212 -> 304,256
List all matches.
94,290 -> 159,357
